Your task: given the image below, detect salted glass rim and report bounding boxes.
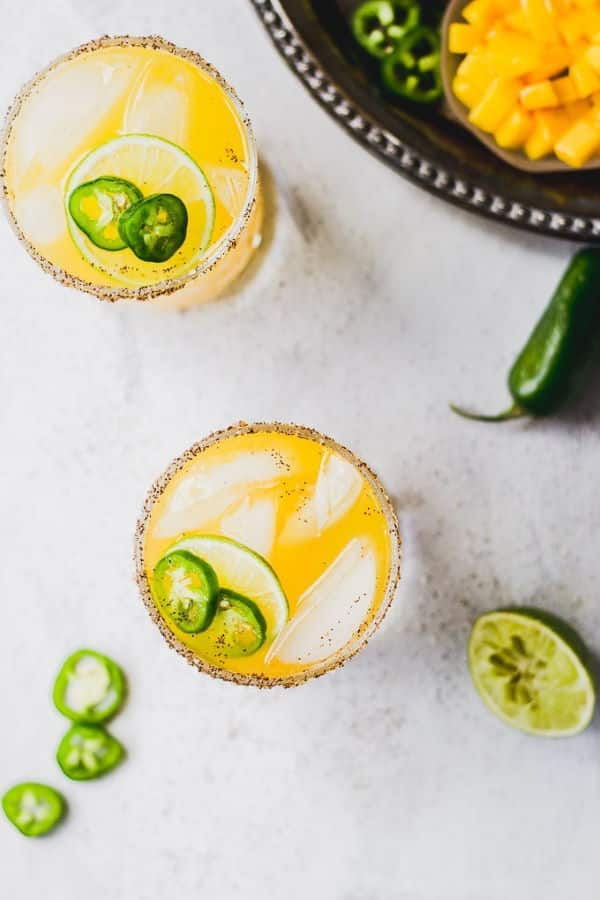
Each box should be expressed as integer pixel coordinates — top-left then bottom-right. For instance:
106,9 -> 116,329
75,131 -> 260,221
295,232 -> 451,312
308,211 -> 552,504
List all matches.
0,34 -> 259,303
134,421 -> 402,689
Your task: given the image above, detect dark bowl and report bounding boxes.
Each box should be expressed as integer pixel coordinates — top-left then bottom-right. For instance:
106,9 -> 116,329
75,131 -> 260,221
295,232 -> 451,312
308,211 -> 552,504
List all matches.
250,0 -> 600,242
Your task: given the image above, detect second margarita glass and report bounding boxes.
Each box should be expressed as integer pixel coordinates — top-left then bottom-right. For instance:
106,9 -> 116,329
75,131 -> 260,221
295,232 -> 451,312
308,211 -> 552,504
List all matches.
0,35 -> 262,309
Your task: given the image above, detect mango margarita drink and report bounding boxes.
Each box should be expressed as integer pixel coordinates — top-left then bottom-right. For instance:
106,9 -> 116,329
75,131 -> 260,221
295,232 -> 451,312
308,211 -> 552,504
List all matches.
0,36 -> 261,306
136,423 -> 401,687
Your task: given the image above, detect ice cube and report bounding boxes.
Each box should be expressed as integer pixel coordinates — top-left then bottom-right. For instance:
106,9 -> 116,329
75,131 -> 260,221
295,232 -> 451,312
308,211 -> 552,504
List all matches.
12,51 -> 137,184
124,63 -> 193,146
278,496 -> 317,544
221,496 -> 277,559
13,185 -> 64,245
266,538 -> 376,665
204,166 -> 248,219
154,451 -> 290,539
314,450 -> 362,533
279,450 -> 362,545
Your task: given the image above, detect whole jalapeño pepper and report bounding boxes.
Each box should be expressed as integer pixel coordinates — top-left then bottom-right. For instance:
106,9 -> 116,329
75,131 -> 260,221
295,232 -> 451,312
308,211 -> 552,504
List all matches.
452,249 -> 600,422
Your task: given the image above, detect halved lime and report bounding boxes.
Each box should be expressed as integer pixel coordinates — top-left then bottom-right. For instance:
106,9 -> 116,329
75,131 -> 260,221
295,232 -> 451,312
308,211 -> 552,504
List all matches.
65,134 -> 215,285
165,534 -> 288,642
469,608 -> 596,737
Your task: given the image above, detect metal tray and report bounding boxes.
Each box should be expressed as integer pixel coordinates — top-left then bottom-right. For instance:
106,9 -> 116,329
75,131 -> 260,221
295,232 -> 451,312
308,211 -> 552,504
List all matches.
250,0 -> 600,241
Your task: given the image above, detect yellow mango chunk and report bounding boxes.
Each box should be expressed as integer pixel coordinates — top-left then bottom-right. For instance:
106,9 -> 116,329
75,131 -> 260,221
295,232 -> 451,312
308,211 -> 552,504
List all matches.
469,78 -> 521,131
525,109 -> 570,158
571,59 -> 600,97
553,75 -> 579,103
525,46 -> 572,81
573,0 -> 597,10
520,80 -> 559,108
462,0 -> 497,27
456,49 -> 493,81
505,10 -> 530,31
453,76 -> 484,108
565,98 -> 592,119
560,11 -> 589,43
487,32 -> 541,76
449,23 -> 483,53
495,106 -> 534,146
521,0 -> 560,44
555,116 -> 600,165
586,45 -> 600,72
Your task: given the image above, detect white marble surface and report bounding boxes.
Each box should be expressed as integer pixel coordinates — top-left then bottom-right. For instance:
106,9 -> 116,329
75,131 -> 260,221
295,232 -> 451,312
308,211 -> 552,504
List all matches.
2,2 -> 600,898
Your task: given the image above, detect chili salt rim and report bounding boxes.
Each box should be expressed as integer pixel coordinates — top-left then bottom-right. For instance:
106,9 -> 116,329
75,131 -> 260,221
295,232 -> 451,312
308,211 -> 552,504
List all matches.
134,421 -> 402,689
0,34 -> 259,303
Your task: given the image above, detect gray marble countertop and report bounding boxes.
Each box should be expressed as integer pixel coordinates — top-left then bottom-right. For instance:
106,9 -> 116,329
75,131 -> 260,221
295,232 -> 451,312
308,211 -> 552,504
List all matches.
2,2 -> 599,898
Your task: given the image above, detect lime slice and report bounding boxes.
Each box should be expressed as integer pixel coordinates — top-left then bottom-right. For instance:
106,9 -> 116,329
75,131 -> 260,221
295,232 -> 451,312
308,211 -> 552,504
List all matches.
469,608 -> 595,737
65,134 -> 215,286
166,534 -> 288,642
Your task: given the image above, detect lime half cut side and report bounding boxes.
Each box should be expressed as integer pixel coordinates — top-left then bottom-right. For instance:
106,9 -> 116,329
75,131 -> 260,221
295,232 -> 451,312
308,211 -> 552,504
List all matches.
65,134 -> 215,287
469,608 -> 596,737
163,534 -> 289,644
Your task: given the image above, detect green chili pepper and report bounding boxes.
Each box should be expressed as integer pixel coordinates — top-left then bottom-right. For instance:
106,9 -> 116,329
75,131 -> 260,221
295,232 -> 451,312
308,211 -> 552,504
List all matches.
68,177 -> 143,250
451,249 -> 600,422
381,26 -> 442,102
118,193 -> 188,263
53,649 -> 126,724
351,0 -> 421,58
153,550 -> 220,634
209,590 -> 267,658
57,724 -> 124,781
2,783 -> 66,837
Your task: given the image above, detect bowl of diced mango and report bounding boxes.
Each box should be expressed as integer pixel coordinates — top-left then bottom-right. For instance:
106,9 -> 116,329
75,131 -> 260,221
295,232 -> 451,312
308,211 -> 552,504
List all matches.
442,0 -> 600,171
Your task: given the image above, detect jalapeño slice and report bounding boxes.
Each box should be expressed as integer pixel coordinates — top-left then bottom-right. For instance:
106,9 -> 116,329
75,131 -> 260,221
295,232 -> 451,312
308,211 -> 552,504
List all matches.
57,724 -> 124,781
153,550 -> 219,634
68,177 -> 143,250
53,649 -> 125,724
118,193 -> 188,263
210,589 -> 267,659
351,0 -> 420,58
2,783 -> 65,837
381,26 -> 442,103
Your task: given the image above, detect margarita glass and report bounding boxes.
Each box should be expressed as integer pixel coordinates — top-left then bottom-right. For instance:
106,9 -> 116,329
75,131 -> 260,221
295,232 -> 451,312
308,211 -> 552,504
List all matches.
135,422 -> 401,687
0,36 -> 262,309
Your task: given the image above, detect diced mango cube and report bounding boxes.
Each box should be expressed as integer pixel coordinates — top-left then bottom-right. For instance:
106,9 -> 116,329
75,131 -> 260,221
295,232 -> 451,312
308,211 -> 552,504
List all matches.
469,77 -> 521,131
487,32 -> 541,76
504,9 -> 530,31
521,0 -> 560,44
456,50 -> 493,81
494,106 -> 534,146
586,45 -> 600,72
565,98 -> 592,120
573,0 -> 597,10
553,75 -> 578,103
449,23 -> 483,53
525,109 -> 570,158
582,11 -> 600,35
520,80 -> 559,109
462,0 -> 497,27
453,77 -> 483,108
560,11 -> 588,43
555,116 -> 600,165
571,59 -> 600,97
525,46 -> 572,81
